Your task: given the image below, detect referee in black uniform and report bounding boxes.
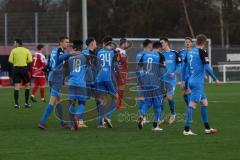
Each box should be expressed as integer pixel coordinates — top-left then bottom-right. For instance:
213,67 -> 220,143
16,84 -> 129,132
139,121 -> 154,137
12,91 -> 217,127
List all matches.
8,39 -> 32,108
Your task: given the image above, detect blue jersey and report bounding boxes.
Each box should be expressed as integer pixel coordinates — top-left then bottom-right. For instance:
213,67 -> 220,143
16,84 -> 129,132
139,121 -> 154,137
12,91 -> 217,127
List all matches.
48,48 -> 71,85
136,51 -> 149,85
141,51 -> 165,85
67,52 -> 90,87
81,48 -> 97,56
162,50 -> 181,83
96,48 -> 119,82
185,48 -> 217,88
179,49 -> 191,80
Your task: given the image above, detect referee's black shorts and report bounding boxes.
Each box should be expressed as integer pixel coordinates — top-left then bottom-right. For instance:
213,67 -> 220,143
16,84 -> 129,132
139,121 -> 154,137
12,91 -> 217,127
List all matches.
12,66 -> 30,84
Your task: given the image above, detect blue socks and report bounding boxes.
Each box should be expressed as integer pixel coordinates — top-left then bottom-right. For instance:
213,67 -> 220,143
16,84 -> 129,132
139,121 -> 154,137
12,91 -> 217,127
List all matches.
159,104 -> 164,121
69,105 -> 75,128
106,102 -> 117,119
185,106 -> 194,130
40,104 -> 54,125
200,106 -> 211,130
76,104 -> 85,120
200,106 -> 208,123
56,103 -> 65,125
97,103 -> 104,126
153,105 -> 161,123
168,99 -> 175,115
183,94 -> 190,107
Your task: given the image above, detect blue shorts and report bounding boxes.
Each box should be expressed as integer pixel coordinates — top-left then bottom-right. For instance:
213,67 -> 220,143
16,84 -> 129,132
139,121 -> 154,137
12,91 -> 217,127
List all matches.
95,81 -> 117,96
190,91 -> 207,103
163,81 -> 176,96
69,95 -> 87,102
50,89 -> 61,97
145,96 -> 163,108
189,83 -> 207,103
68,85 -> 88,101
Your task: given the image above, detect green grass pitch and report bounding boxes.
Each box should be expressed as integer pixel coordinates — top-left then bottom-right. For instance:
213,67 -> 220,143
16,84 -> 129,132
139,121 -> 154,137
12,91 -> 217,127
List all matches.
0,84 -> 239,160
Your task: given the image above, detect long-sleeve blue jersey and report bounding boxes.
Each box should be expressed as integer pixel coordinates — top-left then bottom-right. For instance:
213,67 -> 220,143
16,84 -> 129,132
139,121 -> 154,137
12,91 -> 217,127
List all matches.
67,52 -> 91,87
162,50 -> 181,83
96,48 -> 119,83
48,48 -> 71,83
136,51 -> 149,85
181,48 -> 218,88
179,49 -> 191,81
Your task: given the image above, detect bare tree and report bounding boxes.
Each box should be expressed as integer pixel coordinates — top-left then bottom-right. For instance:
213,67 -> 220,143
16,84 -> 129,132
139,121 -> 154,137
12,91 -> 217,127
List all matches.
182,0 -> 195,38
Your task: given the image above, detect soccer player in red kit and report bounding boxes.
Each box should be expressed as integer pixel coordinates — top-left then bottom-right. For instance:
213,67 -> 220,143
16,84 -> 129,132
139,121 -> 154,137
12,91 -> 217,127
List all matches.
115,38 -> 129,110
31,45 -> 47,102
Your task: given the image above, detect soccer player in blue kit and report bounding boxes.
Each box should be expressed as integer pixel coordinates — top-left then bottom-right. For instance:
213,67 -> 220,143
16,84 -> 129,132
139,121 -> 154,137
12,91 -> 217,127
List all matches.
95,36 -> 120,128
179,37 -> 193,107
74,38 -> 98,128
160,37 -> 181,124
136,39 -> 153,128
181,34 -> 220,136
38,36 -> 75,130
67,40 -> 92,131
137,41 -> 166,131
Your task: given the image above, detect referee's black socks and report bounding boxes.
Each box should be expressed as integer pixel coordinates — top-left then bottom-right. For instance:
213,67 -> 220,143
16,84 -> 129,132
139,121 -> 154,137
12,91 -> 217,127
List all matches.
14,90 -> 19,105
25,89 -> 30,104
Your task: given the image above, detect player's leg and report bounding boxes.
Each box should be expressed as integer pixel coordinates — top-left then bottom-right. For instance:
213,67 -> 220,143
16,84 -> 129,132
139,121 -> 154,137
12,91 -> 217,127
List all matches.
12,68 -> 21,108
21,69 -> 31,108
67,98 -> 78,131
76,99 -> 88,128
183,87 -> 199,135
166,83 -> 176,124
56,96 -> 68,128
200,97 -> 218,134
103,81 -> 118,128
38,93 -> 58,129
31,77 -> 39,102
152,96 -> 163,131
117,84 -> 125,109
167,94 -> 176,124
95,82 -> 108,128
39,77 -> 46,102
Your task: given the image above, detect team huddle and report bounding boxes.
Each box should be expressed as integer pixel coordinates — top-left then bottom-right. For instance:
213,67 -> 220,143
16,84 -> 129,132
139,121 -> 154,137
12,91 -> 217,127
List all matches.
9,34 -> 220,135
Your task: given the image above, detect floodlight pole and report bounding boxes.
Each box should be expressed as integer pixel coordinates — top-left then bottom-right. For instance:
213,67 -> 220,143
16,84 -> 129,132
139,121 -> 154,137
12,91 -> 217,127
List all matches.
82,0 -> 88,46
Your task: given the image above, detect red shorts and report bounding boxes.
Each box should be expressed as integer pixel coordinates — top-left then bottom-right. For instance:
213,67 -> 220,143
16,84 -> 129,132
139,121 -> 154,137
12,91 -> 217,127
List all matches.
117,73 -> 127,86
33,77 -> 46,88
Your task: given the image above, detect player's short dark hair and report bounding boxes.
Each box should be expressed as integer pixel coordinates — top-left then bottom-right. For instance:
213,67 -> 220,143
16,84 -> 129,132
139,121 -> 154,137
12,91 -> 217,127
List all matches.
102,36 -> 113,45
15,39 -> 23,45
160,37 -> 169,44
37,44 -> 44,51
153,41 -> 162,49
72,40 -> 83,51
196,34 -> 207,45
142,39 -> 152,48
59,36 -> 69,42
185,37 -> 193,42
86,37 -> 96,46
120,38 -> 127,46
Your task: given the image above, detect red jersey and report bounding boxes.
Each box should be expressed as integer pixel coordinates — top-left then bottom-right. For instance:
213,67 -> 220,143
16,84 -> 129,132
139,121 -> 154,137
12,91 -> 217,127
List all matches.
116,48 -> 128,72
32,52 -> 46,77
116,48 -> 128,85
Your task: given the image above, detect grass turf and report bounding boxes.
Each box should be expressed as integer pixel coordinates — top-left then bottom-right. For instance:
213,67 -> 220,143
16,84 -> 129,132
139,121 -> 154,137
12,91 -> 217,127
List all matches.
0,84 -> 239,160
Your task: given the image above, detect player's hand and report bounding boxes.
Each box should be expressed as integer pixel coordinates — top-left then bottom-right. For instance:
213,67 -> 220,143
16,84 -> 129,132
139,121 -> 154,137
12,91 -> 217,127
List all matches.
169,73 -> 175,78
115,93 -> 119,100
180,81 -> 185,89
215,80 -> 221,86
